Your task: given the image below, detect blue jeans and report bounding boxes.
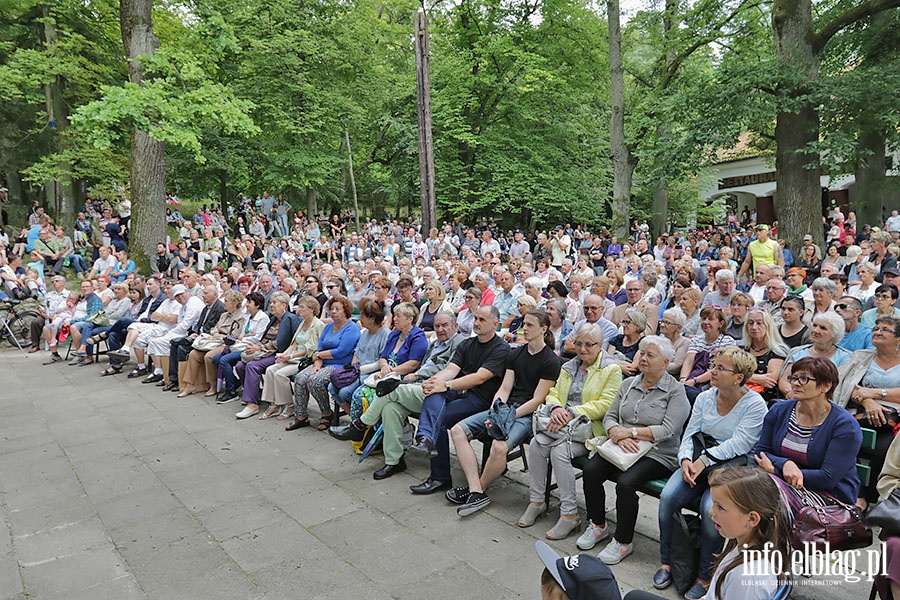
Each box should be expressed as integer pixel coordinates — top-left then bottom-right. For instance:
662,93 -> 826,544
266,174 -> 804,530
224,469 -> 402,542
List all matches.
417,391 -> 490,482
211,351 -> 243,391
68,254 -> 87,274
328,377 -> 363,411
658,470 -> 722,580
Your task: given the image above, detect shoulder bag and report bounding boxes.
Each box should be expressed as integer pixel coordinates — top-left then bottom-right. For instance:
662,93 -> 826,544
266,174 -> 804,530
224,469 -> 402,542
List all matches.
790,488 -> 872,552
865,489 -> 900,537
532,404 -> 594,447
595,437 -> 655,471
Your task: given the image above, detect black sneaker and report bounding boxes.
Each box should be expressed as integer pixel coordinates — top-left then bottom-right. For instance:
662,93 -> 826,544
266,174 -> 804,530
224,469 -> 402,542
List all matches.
216,390 -> 239,404
445,486 -> 470,505
457,492 -> 491,517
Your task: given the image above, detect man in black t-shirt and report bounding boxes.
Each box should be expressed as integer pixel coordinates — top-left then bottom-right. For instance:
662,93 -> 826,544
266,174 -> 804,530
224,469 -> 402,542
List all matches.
409,305 -> 510,495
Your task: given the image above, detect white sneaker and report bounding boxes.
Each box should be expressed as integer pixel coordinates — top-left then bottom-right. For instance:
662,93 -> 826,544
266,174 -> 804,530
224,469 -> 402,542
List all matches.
598,539 -> 633,565
235,405 -> 258,419
576,520 -> 610,550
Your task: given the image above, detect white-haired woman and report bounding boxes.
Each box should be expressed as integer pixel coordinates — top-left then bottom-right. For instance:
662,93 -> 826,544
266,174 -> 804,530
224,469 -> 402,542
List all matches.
848,262 -> 877,303
523,276 -> 546,308
737,307 -> 786,401
610,308 -> 647,377
658,307 -> 690,376
777,311 -> 852,396
578,335 -> 690,565
519,322 -> 623,539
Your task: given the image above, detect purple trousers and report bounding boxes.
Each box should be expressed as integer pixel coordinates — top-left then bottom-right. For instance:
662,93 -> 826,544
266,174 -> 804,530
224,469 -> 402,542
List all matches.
235,355 -> 277,406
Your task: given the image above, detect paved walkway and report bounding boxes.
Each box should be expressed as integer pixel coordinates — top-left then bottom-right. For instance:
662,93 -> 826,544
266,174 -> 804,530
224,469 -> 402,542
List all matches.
0,348 -> 875,599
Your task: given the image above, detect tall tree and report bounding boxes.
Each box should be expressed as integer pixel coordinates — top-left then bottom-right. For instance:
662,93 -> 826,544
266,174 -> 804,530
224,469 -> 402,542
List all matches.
772,0 -> 900,250
608,0 -> 633,238
120,0 -> 166,269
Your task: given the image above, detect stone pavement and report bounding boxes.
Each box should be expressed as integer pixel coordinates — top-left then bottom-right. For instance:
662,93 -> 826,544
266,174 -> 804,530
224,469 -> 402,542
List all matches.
0,348 -> 876,599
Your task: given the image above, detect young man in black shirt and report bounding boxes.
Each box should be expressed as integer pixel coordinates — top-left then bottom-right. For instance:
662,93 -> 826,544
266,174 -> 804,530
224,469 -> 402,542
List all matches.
448,309 -> 561,516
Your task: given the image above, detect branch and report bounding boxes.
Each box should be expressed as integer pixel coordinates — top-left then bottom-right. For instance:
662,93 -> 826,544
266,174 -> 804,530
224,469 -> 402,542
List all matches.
659,0 -> 764,90
813,0 -> 900,53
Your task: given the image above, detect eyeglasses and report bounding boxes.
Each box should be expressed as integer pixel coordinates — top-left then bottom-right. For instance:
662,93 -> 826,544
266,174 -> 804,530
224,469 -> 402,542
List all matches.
787,374 -> 817,386
660,320 -> 676,327
373,286 -> 384,291
835,303 -> 852,311
583,305 -> 601,312
572,341 -> 599,349
326,285 -> 339,289
709,363 -> 739,374
620,319 -> 633,325
875,293 -> 894,300
306,280 -> 317,284
873,326 -> 900,336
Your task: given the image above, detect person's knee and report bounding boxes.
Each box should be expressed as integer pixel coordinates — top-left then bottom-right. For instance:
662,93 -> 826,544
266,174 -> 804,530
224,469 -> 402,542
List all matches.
490,439 -> 509,458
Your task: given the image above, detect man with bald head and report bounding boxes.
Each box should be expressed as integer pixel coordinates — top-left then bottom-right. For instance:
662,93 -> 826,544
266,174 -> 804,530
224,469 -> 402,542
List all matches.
563,294 -> 617,355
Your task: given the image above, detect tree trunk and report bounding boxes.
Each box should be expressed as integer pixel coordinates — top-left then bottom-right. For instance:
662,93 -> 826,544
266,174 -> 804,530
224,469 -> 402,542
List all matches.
651,175 -> 668,239
218,169 -> 228,217
39,3 -> 76,228
120,0 -> 166,272
854,123 -> 887,228
608,0 -> 635,239
345,129 -> 361,234
305,185 -> 317,217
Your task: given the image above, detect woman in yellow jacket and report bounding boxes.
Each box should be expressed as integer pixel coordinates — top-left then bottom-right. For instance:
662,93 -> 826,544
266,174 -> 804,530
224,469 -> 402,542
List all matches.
517,321 -> 623,541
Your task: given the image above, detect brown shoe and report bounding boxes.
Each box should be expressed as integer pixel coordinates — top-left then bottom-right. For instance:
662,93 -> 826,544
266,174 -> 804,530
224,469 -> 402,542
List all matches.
28,346 -> 39,353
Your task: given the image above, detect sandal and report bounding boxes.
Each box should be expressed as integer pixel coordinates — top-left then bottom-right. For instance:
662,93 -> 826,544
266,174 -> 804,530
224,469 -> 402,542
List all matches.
317,414 -> 333,431
276,407 -> 294,420
100,365 -> 123,377
545,514 -> 582,540
259,405 -> 280,420
286,418 -> 310,431
517,502 -> 548,528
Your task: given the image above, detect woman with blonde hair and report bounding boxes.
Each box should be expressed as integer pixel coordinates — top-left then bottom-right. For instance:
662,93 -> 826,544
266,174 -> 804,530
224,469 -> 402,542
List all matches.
740,307 -> 787,403
417,280 -> 451,332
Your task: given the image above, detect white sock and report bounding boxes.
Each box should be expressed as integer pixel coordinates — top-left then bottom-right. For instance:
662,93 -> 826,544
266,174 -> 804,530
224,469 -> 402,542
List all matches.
121,345 -> 131,353
154,368 -> 163,375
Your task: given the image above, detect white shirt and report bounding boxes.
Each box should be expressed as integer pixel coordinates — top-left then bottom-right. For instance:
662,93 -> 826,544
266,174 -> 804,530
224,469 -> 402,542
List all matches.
169,295 -> 205,337
155,298 -> 182,331
91,255 -> 117,275
241,310 -> 271,345
747,283 -> 767,304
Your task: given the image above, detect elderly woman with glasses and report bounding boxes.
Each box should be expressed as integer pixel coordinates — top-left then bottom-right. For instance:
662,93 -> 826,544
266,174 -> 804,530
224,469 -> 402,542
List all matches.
577,335 -> 690,565
503,294 -> 538,345
610,309 -> 647,377
861,283 -> 900,327
658,307 -> 690,376
653,347 -> 767,597
754,357 -> 862,523
833,315 -> 900,508
778,311 -> 852,397
519,322 -> 623,538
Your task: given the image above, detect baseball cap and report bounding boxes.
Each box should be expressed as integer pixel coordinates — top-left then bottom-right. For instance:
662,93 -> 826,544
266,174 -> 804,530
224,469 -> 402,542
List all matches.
845,245 -> 862,261
883,266 -> 900,278
802,234 -> 813,241
554,225 -> 565,231
171,284 -> 188,296
535,541 -> 621,600
755,224 -> 770,231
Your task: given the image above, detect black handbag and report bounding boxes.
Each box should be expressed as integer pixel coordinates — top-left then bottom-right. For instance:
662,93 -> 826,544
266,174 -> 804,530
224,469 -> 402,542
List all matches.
691,432 -> 750,483
866,489 -> 900,536
670,511 -> 701,595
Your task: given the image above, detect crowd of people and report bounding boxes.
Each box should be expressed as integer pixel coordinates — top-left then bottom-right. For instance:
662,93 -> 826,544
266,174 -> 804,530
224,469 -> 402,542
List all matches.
2,195 -> 900,600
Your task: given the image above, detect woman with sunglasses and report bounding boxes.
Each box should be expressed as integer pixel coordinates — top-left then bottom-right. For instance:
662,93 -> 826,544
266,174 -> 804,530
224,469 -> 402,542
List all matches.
861,283 -> 900,327
304,274 -> 327,310
754,357 -> 862,523
833,315 -> 900,509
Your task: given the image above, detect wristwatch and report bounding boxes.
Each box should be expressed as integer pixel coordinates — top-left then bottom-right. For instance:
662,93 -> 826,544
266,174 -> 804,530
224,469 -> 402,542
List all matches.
631,427 -> 638,439
882,388 -> 888,400
699,453 -> 712,467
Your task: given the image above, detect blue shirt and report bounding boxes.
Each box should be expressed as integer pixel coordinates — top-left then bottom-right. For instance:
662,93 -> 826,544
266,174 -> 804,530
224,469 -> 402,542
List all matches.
317,321 -> 361,366
839,324 -> 873,352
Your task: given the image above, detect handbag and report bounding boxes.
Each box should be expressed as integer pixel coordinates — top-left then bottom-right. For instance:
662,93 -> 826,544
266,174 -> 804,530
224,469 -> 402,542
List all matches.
330,363 -> 361,390
191,333 -> 222,352
866,489 -> 900,536
670,511 -> 701,595
691,432 -> 751,480
595,437 -> 655,471
86,310 -> 110,326
532,404 -> 594,447
240,349 -> 271,363
790,488 -> 872,551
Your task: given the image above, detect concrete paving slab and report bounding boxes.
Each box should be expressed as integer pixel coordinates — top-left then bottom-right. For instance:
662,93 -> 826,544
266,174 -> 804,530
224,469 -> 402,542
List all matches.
0,348 -> 873,600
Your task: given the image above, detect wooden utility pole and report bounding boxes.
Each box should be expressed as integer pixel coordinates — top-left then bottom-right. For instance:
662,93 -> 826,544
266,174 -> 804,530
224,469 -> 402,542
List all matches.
345,128 -> 361,233
414,10 -> 437,231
